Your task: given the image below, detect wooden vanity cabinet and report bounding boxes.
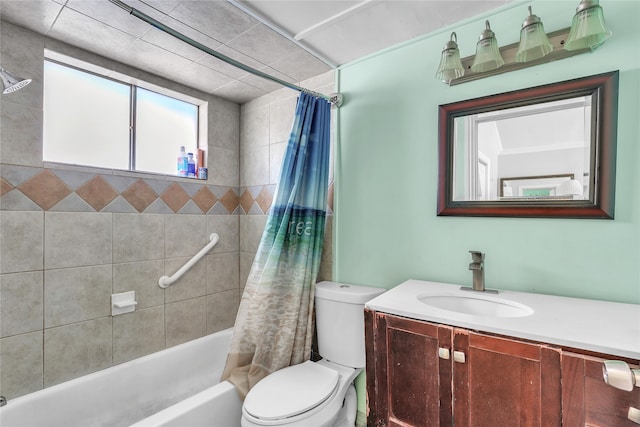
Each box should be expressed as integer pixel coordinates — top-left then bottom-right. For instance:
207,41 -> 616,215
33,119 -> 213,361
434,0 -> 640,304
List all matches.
453,327 -> 562,426
562,352 -> 640,427
365,310 -> 453,426
366,310 -> 640,427
365,310 -> 562,427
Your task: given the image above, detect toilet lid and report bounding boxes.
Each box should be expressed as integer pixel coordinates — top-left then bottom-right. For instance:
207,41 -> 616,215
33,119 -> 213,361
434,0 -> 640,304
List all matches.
244,361 -> 339,421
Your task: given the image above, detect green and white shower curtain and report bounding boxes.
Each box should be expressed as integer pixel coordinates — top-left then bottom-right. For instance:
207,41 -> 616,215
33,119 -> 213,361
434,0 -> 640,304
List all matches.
222,92 -> 331,399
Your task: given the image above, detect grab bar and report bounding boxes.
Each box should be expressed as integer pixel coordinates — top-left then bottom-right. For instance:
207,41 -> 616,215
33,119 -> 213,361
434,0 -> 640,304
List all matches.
158,233 -> 219,288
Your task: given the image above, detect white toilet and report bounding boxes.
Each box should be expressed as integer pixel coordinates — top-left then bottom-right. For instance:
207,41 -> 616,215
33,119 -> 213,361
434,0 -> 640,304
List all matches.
241,281 -> 385,427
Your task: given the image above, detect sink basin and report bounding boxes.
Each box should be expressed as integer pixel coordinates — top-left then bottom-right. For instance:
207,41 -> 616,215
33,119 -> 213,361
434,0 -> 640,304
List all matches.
417,293 -> 534,318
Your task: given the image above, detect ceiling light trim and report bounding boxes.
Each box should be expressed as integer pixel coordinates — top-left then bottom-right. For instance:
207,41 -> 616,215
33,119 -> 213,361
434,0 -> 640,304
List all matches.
293,0 -> 375,42
226,0 -> 338,69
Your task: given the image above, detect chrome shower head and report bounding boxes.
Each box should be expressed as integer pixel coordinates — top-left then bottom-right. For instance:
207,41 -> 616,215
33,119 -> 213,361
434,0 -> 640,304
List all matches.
1,67 -> 31,94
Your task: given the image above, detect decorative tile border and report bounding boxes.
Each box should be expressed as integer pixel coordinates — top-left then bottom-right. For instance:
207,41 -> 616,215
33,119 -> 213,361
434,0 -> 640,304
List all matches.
1,164 -> 334,215
239,185 -> 276,215
0,165 -> 239,215
238,181 -> 334,215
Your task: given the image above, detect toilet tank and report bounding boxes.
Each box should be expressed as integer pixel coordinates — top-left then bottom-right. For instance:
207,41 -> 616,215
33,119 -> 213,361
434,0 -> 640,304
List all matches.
315,281 -> 386,368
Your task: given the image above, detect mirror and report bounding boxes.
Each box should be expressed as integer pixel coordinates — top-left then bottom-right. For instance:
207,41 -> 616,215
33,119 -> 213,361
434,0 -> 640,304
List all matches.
438,71 -> 618,218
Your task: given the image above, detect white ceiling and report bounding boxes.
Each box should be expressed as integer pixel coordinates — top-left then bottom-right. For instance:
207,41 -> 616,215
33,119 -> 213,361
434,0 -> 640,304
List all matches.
495,107 -> 587,154
479,97 -> 590,154
0,0 -> 510,104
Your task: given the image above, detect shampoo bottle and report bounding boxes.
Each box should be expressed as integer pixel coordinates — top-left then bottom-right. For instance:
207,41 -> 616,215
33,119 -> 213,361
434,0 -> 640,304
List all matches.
187,152 -> 196,177
177,146 -> 188,176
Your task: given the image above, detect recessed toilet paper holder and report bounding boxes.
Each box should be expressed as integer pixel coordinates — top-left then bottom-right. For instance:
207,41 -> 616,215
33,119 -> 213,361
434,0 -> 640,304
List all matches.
112,291 -> 137,316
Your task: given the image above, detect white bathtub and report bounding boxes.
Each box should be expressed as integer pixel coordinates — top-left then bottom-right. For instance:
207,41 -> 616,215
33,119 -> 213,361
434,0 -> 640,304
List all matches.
0,328 -> 242,427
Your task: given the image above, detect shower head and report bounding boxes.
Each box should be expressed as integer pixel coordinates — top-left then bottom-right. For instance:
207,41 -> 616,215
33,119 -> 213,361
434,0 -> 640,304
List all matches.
1,67 -> 31,94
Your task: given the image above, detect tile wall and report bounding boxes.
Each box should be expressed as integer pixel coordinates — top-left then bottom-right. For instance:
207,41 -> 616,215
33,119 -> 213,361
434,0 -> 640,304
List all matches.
0,21 -> 335,400
0,21 -> 242,399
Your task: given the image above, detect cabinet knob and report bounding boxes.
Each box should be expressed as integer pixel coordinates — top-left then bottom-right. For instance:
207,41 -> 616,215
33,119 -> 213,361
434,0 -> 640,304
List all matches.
629,407 -> 640,424
453,351 -> 466,364
438,347 -> 450,360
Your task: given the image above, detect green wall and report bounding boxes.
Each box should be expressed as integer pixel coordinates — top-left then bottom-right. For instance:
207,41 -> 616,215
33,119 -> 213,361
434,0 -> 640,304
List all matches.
335,0 -> 640,304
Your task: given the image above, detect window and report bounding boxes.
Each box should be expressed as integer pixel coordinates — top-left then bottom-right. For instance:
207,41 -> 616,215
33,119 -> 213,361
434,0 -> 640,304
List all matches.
135,87 -> 198,175
43,58 -> 203,176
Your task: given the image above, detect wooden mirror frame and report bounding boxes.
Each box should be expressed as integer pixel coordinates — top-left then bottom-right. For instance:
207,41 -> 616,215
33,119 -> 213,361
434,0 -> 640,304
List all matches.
437,71 -> 619,219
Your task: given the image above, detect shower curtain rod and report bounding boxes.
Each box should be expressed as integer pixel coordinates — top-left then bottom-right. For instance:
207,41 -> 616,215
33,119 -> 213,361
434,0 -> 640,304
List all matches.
108,0 -> 343,107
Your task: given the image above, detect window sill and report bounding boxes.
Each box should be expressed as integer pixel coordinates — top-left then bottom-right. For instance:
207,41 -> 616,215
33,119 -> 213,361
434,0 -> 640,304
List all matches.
43,161 -> 207,182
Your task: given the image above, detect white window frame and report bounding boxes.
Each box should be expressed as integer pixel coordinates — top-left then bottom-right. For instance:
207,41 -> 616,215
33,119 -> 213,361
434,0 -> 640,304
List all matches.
43,50 -> 208,177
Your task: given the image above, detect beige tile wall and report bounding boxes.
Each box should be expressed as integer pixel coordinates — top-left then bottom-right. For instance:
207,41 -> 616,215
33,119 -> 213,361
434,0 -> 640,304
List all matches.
0,20 -> 335,400
0,22 -> 241,399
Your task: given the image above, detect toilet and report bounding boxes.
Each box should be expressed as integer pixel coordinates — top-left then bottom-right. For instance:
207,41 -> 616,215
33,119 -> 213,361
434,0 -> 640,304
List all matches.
241,281 -> 385,427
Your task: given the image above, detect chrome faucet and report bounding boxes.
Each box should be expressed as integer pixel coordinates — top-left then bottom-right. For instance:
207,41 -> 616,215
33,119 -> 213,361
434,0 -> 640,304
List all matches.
468,251 -> 485,292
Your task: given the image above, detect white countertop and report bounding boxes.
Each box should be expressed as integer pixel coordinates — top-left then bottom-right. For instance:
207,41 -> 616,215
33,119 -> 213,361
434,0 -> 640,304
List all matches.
365,279 -> 640,360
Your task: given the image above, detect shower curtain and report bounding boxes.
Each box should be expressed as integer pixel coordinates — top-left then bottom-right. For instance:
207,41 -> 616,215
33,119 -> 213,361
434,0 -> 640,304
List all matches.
222,92 -> 331,399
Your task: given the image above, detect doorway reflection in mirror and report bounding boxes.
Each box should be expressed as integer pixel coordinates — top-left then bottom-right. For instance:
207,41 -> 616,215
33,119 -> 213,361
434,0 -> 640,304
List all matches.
452,95 -> 592,202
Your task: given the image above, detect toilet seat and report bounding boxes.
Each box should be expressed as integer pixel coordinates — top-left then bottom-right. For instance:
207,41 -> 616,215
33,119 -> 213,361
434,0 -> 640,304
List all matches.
243,361 -> 339,424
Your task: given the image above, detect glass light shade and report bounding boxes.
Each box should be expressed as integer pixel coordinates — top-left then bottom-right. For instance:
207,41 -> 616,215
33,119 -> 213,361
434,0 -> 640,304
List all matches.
565,0 -> 612,51
0,68 -> 31,94
435,32 -> 465,83
471,21 -> 504,73
557,179 -> 584,196
515,7 -> 553,62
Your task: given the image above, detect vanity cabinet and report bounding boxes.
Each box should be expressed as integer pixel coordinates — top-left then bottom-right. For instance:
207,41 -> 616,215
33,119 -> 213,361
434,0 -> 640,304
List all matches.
364,310 -> 453,426
451,325 -> 562,426
562,352 -> 640,427
364,280 -> 640,426
365,310 -> 562,426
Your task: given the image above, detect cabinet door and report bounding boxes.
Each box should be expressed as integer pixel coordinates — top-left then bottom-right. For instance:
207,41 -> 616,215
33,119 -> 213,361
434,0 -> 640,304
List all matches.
453,330 -> 562,427
366,311 -> 453,427
562,352 -> 640,427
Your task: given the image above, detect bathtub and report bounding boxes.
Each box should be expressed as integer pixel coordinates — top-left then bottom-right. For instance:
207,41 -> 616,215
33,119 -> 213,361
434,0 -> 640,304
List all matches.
0,328 -> 242,427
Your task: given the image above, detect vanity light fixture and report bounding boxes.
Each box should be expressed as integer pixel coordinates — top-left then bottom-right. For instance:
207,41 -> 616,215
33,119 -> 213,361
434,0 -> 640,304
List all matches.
470,21 -> 504,73
565,0 -> 612,51
436,1 -> 611,86
556,179 -> 584,198
515,6 -> 553,62
435,32 -> 465,83
0,67 -> 31,94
